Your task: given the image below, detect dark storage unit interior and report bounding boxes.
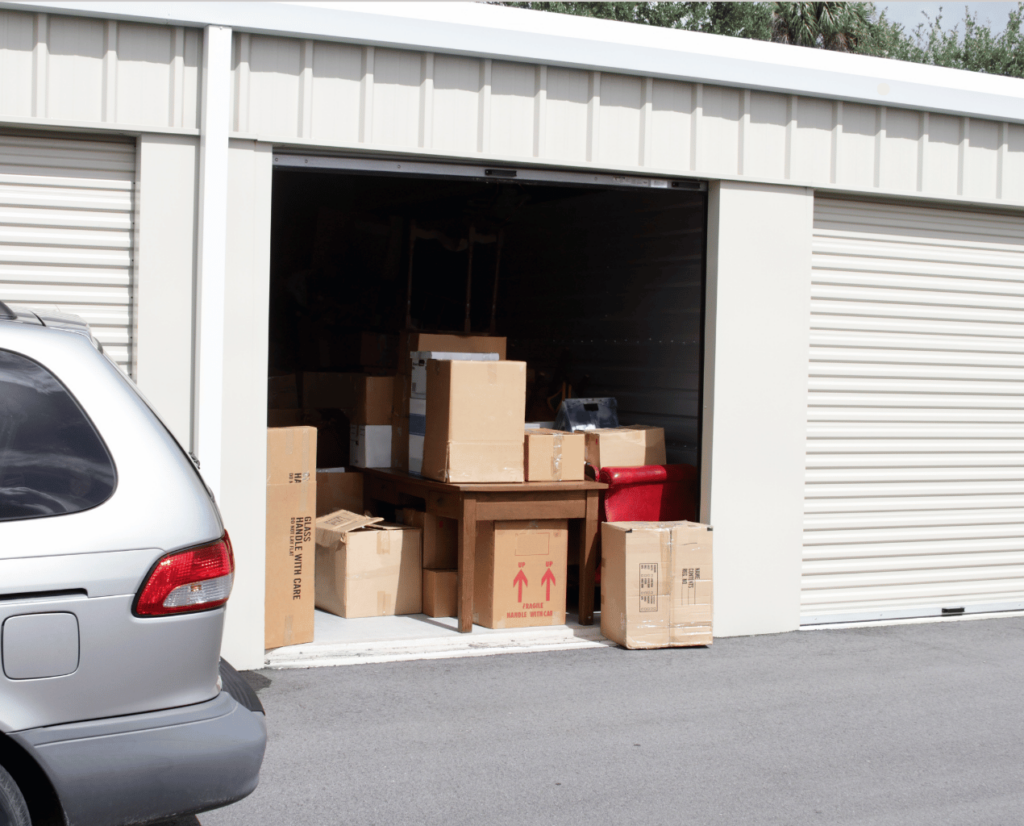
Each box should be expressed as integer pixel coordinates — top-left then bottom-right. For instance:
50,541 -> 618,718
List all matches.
268,165 -> 707,469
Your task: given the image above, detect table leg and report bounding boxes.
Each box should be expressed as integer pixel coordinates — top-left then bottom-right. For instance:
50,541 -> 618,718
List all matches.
578,489 -> 600,626
457,496 -> 477,633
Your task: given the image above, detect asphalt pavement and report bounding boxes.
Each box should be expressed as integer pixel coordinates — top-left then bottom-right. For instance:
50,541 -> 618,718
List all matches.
201,616 -> 1024,826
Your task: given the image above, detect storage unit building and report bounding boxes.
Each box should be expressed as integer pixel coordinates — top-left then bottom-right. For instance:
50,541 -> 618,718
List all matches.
1,1 -> 1022,669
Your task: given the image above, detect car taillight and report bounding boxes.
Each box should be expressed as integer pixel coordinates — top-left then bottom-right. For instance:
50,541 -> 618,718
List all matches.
134,533 -> 235,617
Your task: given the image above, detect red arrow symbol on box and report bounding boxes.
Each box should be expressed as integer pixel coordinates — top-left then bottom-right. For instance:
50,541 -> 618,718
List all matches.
513,569 -> 528,602
541,568 -> 556,601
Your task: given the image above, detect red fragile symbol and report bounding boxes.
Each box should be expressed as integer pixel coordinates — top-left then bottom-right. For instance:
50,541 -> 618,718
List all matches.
541,567 -> 556,601
513,568 -> 528,602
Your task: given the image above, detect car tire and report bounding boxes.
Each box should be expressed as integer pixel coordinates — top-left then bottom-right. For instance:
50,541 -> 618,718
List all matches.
0,764 -> 30,826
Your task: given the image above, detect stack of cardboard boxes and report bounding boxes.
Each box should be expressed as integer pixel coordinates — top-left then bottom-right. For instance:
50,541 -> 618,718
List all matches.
265,328 -> 712,650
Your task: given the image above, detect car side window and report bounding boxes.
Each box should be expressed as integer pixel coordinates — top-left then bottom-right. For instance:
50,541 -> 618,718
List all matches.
0,349 -> 116,521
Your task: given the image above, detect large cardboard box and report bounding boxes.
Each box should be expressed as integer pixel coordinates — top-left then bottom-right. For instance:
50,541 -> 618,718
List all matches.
349,375 -> 394,426
315,511 -> 422,618
398,332 -> 506,375
350,424 -> 392,468
474,520 -> 568,629
401,508 -> 458,568
265,427 -> 317,649
423,569 -> 458,618
301,373 -> 393,425
411,351 -> 499,399
524,428 -> 586,482
391,414 -> 410,471
267,426 -> 316,486
600,521 -> 713,649
422,360 -> 526,483
584,425 -> 666,471
315,469 -> 363,517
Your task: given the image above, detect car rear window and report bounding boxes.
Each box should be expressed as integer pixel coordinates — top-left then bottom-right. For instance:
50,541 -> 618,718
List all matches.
0,349 -> 117,521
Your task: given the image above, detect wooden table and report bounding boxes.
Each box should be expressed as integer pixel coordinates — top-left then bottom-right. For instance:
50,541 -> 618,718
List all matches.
361,468 -> 607,632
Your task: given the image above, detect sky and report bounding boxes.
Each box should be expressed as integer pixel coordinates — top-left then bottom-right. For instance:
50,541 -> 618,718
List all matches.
877,2 -> 1019,33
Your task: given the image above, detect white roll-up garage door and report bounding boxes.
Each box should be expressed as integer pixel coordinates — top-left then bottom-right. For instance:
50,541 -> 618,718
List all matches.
0,131 -> 135,374
803,197 -> 1024,624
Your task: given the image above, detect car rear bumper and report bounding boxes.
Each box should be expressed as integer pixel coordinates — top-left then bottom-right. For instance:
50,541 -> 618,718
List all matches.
11,690 -> 266,826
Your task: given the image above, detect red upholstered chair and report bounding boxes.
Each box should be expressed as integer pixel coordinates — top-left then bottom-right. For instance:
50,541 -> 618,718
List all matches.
592,465 -> 699,587
598,464 -> 699,524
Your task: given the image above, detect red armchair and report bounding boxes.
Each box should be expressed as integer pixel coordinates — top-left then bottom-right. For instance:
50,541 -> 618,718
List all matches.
598,464 -> 699,524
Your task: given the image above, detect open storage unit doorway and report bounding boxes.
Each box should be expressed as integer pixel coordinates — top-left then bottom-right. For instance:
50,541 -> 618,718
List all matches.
265,155 -> 708,658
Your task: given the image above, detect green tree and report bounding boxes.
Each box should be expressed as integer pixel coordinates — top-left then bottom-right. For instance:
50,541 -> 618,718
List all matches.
770,2 -> 872,52
497,2 -> 1024,79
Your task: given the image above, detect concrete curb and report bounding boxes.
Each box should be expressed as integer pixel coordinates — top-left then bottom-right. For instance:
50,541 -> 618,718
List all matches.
265,623 -> 614,669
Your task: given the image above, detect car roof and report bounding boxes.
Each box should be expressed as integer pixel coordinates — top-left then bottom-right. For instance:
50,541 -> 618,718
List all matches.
0,301 -> 103,351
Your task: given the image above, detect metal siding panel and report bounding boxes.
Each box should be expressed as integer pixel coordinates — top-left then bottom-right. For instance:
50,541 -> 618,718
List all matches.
921,113 -> 960,197
965,118 -> 1000,202
544,67 -> 589,162
489,60 -> 535,159
309,41 -> 362,145
648,79 -> 692,172
878,107 -> 918,193
432,54 -> 481,156
596,72 -> 641,167
746,91 -> 787,181
792,96 -> 832,183
0,132 -> 135,373
0,11 -> 34,119
114,22 -> 175,128
372,47 -> 422,148
45,15 -> 105,124
699,84 -> 740,176
247,35 -> 301,139
804,196 -> 1024,623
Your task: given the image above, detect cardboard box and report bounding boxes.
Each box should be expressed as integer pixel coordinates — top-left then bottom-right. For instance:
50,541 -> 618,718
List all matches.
268,374 -> 299,409
524,428 -> 586,482
411,351 -> 499,399
350,424 -> 392,468
267,426 -> 317,486
268,409 -> 304,428
301,373 -> 393,425
398,331 -> 506,374
391,414 -> 410,471
315,469 -> 363,517
584,425 -> 666,471
315,511 -> 422,618
600,521 -> 713,649
401,508 -> 458,568
265,427 -> 317,650
474,520 -> 568,629
422,360 -> 527,483
350,375 -> 394,426
423,569 -> 458,618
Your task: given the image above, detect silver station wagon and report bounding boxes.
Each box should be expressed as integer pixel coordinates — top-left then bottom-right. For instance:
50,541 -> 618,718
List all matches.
0,302 -> 266,826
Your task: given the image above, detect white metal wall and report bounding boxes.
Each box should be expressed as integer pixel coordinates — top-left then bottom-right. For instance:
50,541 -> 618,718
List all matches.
231,34 -> 1024,209
0,131 -> 136,372
803,197 -> 1024,623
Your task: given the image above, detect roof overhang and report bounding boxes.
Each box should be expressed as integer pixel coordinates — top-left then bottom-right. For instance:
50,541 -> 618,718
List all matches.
5,0 -> 1023,124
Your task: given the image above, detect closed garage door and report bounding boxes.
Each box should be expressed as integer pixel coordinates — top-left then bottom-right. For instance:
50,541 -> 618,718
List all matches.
0,131 -> 135,373
803,197 -> 1024,624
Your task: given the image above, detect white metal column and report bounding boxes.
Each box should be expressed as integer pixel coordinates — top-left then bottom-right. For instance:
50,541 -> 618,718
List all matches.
0,131 -> 136,372
803,197 -> 1024,624
194,24 -> 232,500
